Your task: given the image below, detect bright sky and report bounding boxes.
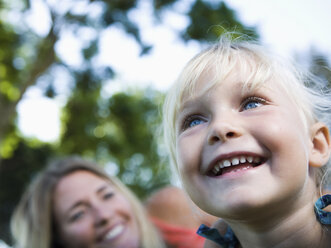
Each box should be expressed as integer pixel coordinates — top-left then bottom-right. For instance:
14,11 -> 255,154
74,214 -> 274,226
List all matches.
0,240 -> 10,248
17,0 -> 331,142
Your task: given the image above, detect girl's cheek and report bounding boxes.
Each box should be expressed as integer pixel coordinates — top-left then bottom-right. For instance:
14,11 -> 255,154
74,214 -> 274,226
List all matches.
177,142 -> 196,173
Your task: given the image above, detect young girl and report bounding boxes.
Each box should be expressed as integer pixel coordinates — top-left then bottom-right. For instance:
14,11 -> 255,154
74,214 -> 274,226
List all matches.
10,156 -> 166,248
163,35 -> 331,247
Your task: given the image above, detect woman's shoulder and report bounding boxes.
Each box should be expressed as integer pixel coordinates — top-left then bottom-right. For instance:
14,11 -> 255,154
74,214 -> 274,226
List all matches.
145,185 -> 201,228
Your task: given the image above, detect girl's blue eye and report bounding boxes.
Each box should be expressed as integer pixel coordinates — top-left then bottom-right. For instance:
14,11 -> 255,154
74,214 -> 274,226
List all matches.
244,101 -> 261,110
183,116 -> 205,130
189,119 -> 204,128
242,97 -> 266,110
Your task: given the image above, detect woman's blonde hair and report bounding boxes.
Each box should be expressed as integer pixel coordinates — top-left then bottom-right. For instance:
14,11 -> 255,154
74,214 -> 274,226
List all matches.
163,34 -> 331,190
10,156 -> 165,248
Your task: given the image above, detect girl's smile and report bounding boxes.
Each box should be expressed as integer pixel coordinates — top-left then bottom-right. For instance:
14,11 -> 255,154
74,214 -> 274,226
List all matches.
176,69 -> 316,219
205,152 -> 266,178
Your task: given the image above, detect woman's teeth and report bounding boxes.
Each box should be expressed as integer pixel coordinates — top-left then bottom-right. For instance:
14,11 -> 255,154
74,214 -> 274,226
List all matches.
104,224 -> 124,240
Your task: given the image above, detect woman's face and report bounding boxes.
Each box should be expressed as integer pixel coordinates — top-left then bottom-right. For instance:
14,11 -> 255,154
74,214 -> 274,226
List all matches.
53,170 -> 140,248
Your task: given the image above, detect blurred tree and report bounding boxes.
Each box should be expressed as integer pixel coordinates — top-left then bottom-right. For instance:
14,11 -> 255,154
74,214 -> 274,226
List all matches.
0,0 -> 259,245
0,139 -> 54,244
60,84 -> 169,197
0,1 -> 57,151
183,0 -> 258,42
0,0 -> 258,157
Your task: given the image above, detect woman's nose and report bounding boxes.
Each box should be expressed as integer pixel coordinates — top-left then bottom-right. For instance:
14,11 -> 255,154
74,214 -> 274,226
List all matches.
93,205 -> 112,227
207,114 -> 243,145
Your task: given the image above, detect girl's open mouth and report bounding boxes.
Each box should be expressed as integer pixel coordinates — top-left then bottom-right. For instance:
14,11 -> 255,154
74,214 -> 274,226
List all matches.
207,155 -> 265,177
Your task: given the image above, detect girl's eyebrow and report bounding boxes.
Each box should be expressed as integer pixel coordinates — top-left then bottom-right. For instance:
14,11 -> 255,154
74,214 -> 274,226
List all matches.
179,97 -> 205,112
179,101 -> 194,112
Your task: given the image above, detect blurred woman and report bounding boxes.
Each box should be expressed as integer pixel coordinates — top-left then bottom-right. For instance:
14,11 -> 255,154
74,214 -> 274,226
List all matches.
146,186 -> 218,248
10,156 -> 165,248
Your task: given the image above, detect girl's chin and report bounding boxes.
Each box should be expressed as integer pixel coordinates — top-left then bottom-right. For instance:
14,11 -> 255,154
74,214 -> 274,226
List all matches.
200,194 -> 273,217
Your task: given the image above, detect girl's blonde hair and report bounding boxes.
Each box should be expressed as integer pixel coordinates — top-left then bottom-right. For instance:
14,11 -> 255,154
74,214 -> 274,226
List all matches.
10,156 -> 165,248
163,34 -> 331,190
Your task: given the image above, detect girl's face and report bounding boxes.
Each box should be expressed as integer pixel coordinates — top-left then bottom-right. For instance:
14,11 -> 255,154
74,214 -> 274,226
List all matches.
53,170 -> 140,248
176,68 -> 318,219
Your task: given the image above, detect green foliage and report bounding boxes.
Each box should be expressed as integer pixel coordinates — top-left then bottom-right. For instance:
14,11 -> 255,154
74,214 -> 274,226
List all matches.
60,83 -> 170,198
183,0 -> 258,42
0,129 -> 20,159
104,0 -> 137,11
105,90 -> 169,196
0,140 -> 54,244
153,0 -> 177,10
0,22 -> 21,91
0,16 -> 22,141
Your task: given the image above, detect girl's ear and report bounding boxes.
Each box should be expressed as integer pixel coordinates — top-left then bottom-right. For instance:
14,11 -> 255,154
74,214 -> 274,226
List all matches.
309,122 -> 331,167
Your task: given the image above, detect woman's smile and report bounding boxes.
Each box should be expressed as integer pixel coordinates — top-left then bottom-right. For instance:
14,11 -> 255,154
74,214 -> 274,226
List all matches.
53,171 -> 140,248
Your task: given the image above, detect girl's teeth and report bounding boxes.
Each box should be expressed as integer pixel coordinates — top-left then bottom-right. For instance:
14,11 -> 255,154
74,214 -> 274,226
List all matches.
212,156 -> 262,175
253,157 -> 261,163
223,160 -> 231,167
231,157 -> 239,165
234,166 -> 250,172
213,166 -> 220,174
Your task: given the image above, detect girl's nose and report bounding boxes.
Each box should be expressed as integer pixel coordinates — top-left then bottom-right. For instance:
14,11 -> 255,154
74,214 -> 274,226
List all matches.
207,115 -> 243,145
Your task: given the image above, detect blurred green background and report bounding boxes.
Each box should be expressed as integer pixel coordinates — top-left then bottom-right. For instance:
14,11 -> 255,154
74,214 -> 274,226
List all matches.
0,0 -> 330,246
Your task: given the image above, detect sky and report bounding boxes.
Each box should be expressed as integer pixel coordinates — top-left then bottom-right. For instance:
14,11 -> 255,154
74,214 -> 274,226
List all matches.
17,0 -> 331,142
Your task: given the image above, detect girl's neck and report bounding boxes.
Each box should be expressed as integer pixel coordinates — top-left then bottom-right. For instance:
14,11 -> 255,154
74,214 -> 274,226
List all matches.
228,199 -> 331,248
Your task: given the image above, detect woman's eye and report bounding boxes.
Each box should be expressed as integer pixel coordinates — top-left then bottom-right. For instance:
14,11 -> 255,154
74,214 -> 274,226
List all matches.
242,96 -> 266,111
103,192 -> 114,200
182,116 -> 205,130
69,211 -> 85,222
